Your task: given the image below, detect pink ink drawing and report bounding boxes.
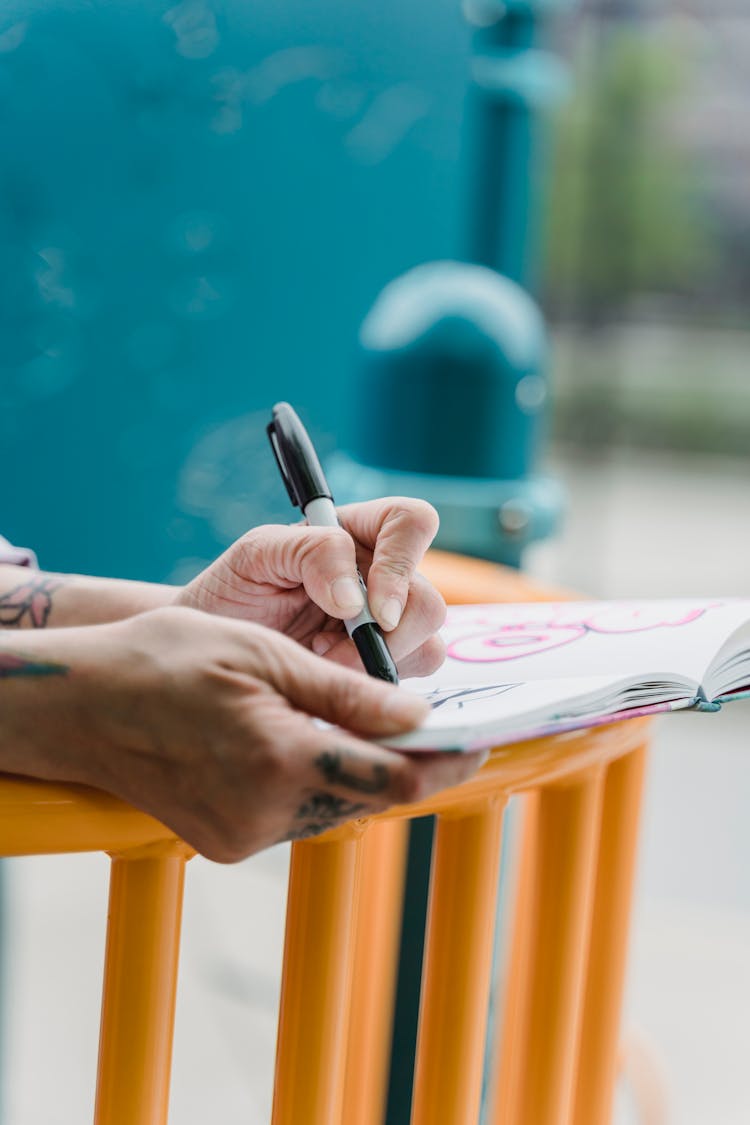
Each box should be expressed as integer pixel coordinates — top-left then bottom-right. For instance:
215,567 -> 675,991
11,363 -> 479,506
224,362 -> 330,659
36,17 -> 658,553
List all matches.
446,624 -> 584,663
446,603 -> 720,664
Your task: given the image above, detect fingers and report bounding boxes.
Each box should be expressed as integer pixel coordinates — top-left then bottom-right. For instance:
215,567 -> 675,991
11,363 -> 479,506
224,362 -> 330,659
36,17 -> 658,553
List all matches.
319,629 -> 446,679
239,524 -> 365,618
337,498 -> 439,631
395,633 -> 447,679
395,748 -> 489,806
109,608 -> 485,862
235,504 -> 443,652
304,740 -> 488,810
312,572 -> 447,677
384,572 -> 446,664
280,735 -> 410,841
258,626 -> 430,736
256,629 -> 485,836
279,723 -> 488,843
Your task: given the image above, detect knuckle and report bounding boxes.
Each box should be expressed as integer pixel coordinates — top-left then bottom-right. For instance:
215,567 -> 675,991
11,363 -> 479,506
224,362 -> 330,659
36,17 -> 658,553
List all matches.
303,527 -> 354,568
418,581 -> 448,633
239,525 -> 267,552
309,524 -> 351,554
196,822 -> 251,864
209,839 -> 248,865
407,498 -> 440,541
239,527 -> 270,571
239,527 -> 261,548
380,552 -> 415,582
420,634 -> 448,676
385,497 -> 439,544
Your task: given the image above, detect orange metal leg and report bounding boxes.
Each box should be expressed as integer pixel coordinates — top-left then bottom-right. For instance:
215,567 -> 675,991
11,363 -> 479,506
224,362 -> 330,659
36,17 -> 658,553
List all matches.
573,745 -> 649,1125
490,770 -> 605,1125
411,796 -> 507,1125
272,834 -> 363,1125
94,844 -> 190,1125
489,792 -> 540,1125
341,819 -> 410,1125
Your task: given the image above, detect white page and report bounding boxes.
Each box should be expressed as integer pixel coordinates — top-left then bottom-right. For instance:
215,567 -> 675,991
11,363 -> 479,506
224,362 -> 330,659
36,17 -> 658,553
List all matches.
421,599 -> 750,687
385,673 -> 693,752
702,619 -> 750,699
386,598 -> 750,751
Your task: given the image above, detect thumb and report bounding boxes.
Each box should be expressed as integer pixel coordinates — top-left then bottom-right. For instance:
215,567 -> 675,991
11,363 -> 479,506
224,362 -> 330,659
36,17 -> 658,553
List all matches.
239,524 -> 366,619
260,628 -> 428,737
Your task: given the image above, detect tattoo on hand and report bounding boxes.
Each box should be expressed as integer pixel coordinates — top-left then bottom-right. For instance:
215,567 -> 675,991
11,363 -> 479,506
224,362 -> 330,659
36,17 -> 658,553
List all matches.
0,652 -> 68,678
314,750 -> 390,795
286,790 -> 370,841
0,577 -> 63,628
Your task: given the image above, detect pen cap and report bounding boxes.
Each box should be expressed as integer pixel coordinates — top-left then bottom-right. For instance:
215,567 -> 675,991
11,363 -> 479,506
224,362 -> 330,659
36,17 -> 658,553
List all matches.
267,402 -> 333,509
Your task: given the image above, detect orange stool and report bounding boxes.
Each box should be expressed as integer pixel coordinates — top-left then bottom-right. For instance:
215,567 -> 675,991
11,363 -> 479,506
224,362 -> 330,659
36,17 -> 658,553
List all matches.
0,779 -> 192,1125
273,551 -> 651,1125
0,551 -> 652,1125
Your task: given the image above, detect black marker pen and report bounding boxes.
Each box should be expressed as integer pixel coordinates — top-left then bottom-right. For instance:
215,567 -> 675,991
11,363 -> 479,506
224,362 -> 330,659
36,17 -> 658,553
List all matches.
267,401 -> 399,684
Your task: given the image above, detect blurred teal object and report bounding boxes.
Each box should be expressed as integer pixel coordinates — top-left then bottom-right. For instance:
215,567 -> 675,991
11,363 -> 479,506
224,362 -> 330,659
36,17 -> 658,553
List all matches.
357,263 -> 548,478
325,5 -> 573,1118
466,6 -> 570,287
328,261 -> 564,566
330,0 -> 573,566
0,0 -> 474,581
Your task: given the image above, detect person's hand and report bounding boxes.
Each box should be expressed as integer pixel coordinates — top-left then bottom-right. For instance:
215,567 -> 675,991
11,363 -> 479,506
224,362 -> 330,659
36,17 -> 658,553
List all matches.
3,607 -> 485,861
176,498 -> 446,678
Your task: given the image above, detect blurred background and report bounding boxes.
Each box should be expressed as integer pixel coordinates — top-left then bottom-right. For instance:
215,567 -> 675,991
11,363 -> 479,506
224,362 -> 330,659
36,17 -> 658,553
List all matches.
2,0 -> 750,1122
548,0 -> 750,462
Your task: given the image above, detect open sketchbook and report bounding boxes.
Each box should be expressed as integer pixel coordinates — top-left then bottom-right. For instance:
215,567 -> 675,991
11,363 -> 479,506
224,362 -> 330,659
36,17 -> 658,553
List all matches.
386,599 -> 750,752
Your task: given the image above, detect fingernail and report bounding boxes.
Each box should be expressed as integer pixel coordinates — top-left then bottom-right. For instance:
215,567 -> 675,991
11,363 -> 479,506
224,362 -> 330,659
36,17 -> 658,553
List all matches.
378,596 -> 403,631
312,633 -> 337,657
382,689 -> 428,724
331,576 -> 365,614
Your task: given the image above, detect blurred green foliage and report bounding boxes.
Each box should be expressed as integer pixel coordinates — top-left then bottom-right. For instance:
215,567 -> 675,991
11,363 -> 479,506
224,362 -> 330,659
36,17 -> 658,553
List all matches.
540,20 -> 750,457
550,325 -> 750,456
544,25 -> 715,320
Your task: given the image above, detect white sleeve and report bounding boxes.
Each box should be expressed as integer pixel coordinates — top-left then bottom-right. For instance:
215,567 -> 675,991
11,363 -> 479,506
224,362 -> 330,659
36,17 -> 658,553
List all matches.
0,535 -> 38,569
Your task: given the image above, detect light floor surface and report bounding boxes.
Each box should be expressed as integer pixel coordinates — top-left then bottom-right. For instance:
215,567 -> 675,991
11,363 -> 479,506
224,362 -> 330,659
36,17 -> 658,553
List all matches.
4,448 -> 750,1125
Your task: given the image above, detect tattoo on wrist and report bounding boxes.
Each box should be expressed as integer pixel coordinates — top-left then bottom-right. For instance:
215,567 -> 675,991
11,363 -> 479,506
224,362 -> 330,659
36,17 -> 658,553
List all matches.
0,576 -> 64,628
314,749 -> 389,795
0,651 -> 68,678
286,790 -> 370,841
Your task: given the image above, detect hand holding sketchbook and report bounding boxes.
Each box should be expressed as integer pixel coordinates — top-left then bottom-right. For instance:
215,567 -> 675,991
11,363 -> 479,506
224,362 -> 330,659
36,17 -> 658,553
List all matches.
385,599 -> 750,752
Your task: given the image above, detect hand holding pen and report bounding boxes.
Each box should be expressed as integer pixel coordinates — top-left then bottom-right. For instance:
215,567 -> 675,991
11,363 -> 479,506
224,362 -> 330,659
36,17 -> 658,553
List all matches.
177,405 -> 447,682
268,401 -> 406,682
4,405 -> 478,864
265,401 -> 445,681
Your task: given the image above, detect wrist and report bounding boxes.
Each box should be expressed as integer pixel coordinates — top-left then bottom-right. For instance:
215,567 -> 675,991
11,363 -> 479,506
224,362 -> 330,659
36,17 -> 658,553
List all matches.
0,565 -> 179,628
0,626 -> 103,783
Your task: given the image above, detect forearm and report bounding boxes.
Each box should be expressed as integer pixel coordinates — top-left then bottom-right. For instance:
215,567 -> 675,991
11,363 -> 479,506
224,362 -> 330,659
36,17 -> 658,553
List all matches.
0,626 -> 102,782
0,565 -> 178,629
